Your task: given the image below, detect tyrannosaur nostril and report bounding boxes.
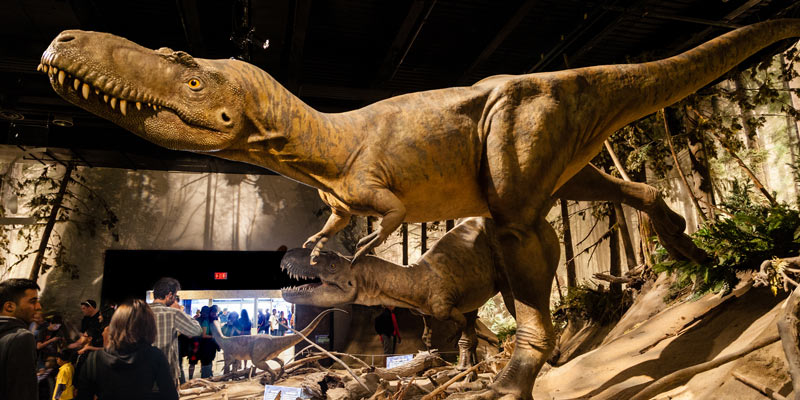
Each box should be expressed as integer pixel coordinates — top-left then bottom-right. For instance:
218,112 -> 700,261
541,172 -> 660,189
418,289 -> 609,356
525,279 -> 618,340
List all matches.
57,34 -> 75,43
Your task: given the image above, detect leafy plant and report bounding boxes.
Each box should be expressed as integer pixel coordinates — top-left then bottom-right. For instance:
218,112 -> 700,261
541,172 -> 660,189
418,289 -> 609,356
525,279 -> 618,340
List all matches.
653,181 -> 800,297
478,296 -> 516,347
551,285 -> 633,328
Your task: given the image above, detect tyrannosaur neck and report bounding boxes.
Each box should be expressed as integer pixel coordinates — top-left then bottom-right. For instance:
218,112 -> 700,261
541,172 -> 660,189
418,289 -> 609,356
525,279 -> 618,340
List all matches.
216,64 -> 360,192
353,256 -> 430,310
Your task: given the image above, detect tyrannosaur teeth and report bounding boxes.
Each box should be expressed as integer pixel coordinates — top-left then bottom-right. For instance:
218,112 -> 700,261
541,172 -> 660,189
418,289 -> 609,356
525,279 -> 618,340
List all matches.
120,100 -> 127,116
81,83 -> 90,100
110,97 -> 117,110
73,78 -> 80,91
57,70 -> 66,85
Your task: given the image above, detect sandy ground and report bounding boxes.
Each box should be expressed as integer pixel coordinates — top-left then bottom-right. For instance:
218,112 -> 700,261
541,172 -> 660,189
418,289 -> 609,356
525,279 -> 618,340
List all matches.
533,276 -> 792,399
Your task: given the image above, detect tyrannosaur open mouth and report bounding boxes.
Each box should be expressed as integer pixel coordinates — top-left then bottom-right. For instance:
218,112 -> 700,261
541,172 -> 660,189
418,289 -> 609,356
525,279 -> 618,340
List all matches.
280,257 -> 337,296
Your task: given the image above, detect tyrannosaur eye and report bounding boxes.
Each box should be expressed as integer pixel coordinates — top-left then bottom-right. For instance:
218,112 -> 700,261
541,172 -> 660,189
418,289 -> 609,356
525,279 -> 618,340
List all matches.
187,78 -> 203,91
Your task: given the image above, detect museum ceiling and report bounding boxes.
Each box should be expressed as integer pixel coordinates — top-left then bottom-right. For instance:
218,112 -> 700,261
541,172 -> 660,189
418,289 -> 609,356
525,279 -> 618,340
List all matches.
0,0 -> 798,173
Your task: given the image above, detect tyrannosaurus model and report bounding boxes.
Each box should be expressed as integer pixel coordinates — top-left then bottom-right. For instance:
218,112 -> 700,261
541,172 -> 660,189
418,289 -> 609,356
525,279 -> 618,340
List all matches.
208,308 -> 343,382
42,19 -> 800,398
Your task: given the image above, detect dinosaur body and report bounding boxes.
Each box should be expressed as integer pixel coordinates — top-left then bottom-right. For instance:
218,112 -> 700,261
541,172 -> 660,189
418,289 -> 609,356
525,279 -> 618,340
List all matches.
209,308 -> 342,381
42,20 -> 800,398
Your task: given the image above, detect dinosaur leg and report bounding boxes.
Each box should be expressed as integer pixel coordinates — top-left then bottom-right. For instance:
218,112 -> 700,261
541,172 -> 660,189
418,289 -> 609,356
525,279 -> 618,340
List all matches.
554,163 -> 707,264
421,315 -> 433,350
271,357 -> 286,381
457,310 -> 479,371
254,360 -> 278,383
303,202 -> 351,264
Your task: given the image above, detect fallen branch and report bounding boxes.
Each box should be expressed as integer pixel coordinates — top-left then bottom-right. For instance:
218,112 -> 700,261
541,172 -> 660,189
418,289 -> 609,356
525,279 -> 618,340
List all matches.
630,331 -> 780,400
283,354 -> 327,375
373,351 -> 449,380
732,371 -> 788,400
285,322 -> 370,391
593,273 -> 632,285
420,360 -> 486,400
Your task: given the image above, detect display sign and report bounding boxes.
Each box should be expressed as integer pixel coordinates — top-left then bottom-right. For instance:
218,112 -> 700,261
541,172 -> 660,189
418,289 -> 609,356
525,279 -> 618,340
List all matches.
214,272 -> 228,280
263,385 -> 307,400
386,354 -> 414,369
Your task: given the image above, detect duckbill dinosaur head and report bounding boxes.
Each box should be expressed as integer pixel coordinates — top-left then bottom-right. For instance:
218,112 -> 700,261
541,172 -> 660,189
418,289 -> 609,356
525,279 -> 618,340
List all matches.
41,30 -> 251,152
280,248 -> 358,307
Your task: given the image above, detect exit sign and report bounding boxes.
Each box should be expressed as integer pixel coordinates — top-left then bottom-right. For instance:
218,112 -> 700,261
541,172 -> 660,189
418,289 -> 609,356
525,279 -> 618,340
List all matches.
214,272 -> 228,280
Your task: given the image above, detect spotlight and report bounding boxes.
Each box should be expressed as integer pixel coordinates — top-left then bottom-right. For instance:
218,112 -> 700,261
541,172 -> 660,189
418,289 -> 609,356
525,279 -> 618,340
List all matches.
52,114 -> 73,127
0,110 -> 24,121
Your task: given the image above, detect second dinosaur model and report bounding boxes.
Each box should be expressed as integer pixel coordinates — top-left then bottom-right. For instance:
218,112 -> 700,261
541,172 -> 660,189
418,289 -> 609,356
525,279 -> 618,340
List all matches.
41,19 -> 800,398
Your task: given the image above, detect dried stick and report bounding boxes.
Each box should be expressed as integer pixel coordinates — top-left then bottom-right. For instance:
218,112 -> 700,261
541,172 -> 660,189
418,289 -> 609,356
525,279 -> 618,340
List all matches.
420,360 -> 486,400
732,371 -> 788,400
283,323 -> 369,391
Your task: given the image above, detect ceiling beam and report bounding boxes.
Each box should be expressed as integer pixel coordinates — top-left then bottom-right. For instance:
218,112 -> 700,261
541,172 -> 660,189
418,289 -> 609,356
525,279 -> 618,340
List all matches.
457,0 -> 538,85
527,4 -> 612,73
372,0 -> 437,86
564,0 -> 649,68
285,0 -> 311,93
176,0 -> 207,56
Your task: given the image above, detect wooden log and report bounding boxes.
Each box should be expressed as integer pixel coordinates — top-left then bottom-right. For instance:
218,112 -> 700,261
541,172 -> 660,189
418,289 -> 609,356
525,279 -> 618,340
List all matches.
372,350 -> 449,380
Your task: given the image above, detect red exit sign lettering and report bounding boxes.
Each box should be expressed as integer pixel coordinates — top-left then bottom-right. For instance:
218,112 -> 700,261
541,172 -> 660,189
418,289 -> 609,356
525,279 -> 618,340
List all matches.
214,272 -> 228,280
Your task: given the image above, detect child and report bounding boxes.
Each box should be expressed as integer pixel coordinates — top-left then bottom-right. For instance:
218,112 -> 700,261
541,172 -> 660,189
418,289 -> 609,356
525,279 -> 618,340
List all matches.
53,350 -> 75,400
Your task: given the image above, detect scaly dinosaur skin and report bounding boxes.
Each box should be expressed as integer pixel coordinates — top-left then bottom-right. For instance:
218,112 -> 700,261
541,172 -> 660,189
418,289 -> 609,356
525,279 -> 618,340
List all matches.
42,20 -> 800,398
281,217 -> 509,371
208,308 -> 343,382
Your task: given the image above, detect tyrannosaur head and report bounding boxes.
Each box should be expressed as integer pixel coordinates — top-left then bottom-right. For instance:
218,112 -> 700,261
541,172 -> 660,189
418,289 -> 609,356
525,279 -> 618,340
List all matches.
280,248 -> 358,307
41,30 -> 254,152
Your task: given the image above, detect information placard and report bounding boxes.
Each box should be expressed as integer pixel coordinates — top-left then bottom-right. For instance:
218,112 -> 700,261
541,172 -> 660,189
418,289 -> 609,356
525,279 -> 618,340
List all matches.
385,354 -> 414,369
263,385 -> 307,400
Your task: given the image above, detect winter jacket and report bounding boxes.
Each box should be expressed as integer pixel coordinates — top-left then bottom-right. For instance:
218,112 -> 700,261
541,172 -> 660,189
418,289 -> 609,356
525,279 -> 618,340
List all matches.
75,343 -> 177,400
0,316 -> 37,400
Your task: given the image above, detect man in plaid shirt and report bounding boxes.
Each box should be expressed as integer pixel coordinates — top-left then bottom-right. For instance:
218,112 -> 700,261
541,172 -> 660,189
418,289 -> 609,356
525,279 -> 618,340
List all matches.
150,277 -> 202,387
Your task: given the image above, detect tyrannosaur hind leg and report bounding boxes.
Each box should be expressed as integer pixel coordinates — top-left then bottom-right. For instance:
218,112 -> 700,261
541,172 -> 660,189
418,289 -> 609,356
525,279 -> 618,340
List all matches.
450,219 -> 559,400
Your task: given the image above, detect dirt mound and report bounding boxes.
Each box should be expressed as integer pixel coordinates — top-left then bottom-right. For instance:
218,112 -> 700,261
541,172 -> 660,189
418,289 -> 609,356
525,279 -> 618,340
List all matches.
534,276 -> 793,399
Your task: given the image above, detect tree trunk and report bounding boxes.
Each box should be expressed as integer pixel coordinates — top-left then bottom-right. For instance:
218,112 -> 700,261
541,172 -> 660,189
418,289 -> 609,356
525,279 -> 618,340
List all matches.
663,109 -> 709,224
687,126 -> 717,220
779,55 -> 800,199
608,204 -> 622,295
613,203 -> 637,272
232,183 -> 241,250
30,163 -> 74,281
204,174 -> 213,249
561,199 -> 577,288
